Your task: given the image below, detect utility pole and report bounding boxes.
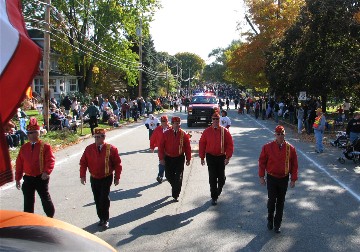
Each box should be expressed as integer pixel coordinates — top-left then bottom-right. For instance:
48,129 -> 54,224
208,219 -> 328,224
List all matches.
166,62 -> 169,96
176,63 -> 179,95
137,17 -> 142,97
43,0 -> 50,130
188,68 -> 191,96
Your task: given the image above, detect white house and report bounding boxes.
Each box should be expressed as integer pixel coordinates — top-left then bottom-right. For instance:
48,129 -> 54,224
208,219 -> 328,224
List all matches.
28,29 -> 79,101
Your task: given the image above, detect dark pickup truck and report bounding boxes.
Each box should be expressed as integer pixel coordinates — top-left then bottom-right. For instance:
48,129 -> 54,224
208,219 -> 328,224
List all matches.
187,94 -> 219,127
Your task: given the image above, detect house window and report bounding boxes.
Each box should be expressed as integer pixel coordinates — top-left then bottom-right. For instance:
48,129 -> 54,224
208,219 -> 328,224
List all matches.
49,79 -> 57,92
69,79 -> 77,92
34,78 -> 43,94
50,60 -> 57,70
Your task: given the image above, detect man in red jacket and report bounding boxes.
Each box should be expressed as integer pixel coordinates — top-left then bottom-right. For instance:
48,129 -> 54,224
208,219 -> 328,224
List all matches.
158,116 -> 191,202
80,128 -> 122,230
150,115 -> 171,183
15,117 -> 55,217
258,125 -> 298,234
199,112 -> 234,206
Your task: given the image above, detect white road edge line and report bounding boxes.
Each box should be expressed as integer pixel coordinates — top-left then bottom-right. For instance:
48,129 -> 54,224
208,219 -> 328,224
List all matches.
1,124 -> 144,191
250,115 -> 360,202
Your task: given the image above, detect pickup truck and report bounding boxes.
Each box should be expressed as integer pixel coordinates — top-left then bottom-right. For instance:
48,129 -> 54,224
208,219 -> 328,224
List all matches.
187,94 -> 219,127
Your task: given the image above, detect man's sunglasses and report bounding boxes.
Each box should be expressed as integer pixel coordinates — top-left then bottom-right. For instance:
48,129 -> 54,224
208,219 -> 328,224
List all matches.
27,132 -> 37,135
276,133 -> 285,136
212,118 -> 219,120
94,135 -> 105,139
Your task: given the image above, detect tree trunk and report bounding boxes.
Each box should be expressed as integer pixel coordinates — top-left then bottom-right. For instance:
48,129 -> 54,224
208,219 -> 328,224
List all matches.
321,95 -> 327,113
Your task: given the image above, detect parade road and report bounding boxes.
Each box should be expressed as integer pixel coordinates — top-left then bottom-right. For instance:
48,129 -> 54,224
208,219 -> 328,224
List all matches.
1,109 -> 360,252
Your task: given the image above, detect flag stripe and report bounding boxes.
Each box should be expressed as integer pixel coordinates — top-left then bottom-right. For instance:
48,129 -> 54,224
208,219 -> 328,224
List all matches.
0,0 -> 41,124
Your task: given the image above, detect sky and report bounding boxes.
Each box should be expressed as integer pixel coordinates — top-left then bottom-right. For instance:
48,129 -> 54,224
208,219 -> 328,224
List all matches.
150,0 -> 247,63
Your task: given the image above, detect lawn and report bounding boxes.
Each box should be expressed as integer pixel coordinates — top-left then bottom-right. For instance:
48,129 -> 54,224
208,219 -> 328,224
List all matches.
8,109 -> 152,162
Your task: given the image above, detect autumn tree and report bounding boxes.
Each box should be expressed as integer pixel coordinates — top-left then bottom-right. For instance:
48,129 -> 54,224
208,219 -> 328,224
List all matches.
226,0 -> 304,89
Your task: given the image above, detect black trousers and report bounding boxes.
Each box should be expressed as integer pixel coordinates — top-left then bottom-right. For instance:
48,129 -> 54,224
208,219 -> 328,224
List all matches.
22,175 -> 55,217
90,175 -> 113,222
89,116 -> 98,135
267,174 -> 289,228
206,154 -> 226,200
165,155 -> 185,199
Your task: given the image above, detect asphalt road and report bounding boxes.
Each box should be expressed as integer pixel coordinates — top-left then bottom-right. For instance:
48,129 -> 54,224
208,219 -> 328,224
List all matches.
1,108 -> 360,252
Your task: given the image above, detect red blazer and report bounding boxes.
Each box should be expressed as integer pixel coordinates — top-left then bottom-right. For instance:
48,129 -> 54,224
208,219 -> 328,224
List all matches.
80,143 -> 122,180
199,126 -> 234,159
15,140 -> 55,181
150,125 -> 170,149
158,128 -> 191,161
258,141 -> 298,181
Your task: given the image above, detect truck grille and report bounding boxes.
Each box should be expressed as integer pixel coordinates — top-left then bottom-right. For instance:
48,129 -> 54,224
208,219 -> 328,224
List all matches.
192,108 -> 214,116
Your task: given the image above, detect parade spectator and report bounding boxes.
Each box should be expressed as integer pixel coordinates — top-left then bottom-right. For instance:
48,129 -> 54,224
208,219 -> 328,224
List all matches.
145,114 -> 160,139
258,125 -> 298,234
150,115 -> 171,183
83,102 -> 100,135
146,99 -> 152,116
234,98 -> 239,110
102,107 -> 111,123
121,101 -> 130,120
199,112 -> 234,206
273,102 -> 280,123
71,97 -> 79,118
110,98 -> 119,119
98,94 -> 104,110
261,99 -> 267,120
50,109 -> 64,130
63,115 -> 77,132
61,96 -> 72,115
158,116 -> 191,202
15,117 -> 56,217
4,120 -> 18,150
220,110 -> 231,129
101,98 -> 112,112
80,128 -> 122,230
313,108 -> 326,153
296,105 -> 305,134
254,100 -> 260,119
343,100 -> 350,121
50,97 -> 59,108
346,112 -> 360,143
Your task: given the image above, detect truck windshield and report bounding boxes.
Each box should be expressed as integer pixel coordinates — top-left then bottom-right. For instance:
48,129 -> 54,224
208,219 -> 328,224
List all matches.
191,96 -> 217,104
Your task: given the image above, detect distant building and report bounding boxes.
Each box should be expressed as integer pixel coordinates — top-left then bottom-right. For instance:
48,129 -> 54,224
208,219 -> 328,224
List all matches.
28,29 -> 79,101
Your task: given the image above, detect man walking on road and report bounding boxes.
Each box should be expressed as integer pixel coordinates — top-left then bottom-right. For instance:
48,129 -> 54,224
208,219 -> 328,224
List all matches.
80,128 -> 122,230
158,116 -> 191,202
150,115 -> 171,183
258,125 -> 298,234
15,117 -> 55,217
199,112 -> 234,206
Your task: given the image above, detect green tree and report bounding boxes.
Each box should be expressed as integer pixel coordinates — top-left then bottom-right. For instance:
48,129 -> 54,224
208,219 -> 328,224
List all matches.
266,0 -> 360,108
226,0 -> 304,89
174,52 -> 205,91
23,0 -> 160,94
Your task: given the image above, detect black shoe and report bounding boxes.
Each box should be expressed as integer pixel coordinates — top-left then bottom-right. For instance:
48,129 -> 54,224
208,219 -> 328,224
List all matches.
211,199 -> 217,206
98,220 -> 104,226
267,221 -> 273,230
173,197 -> 179,202
102,221 -> 109,230
274,227 -> 281,233
156,176 -> 162,184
